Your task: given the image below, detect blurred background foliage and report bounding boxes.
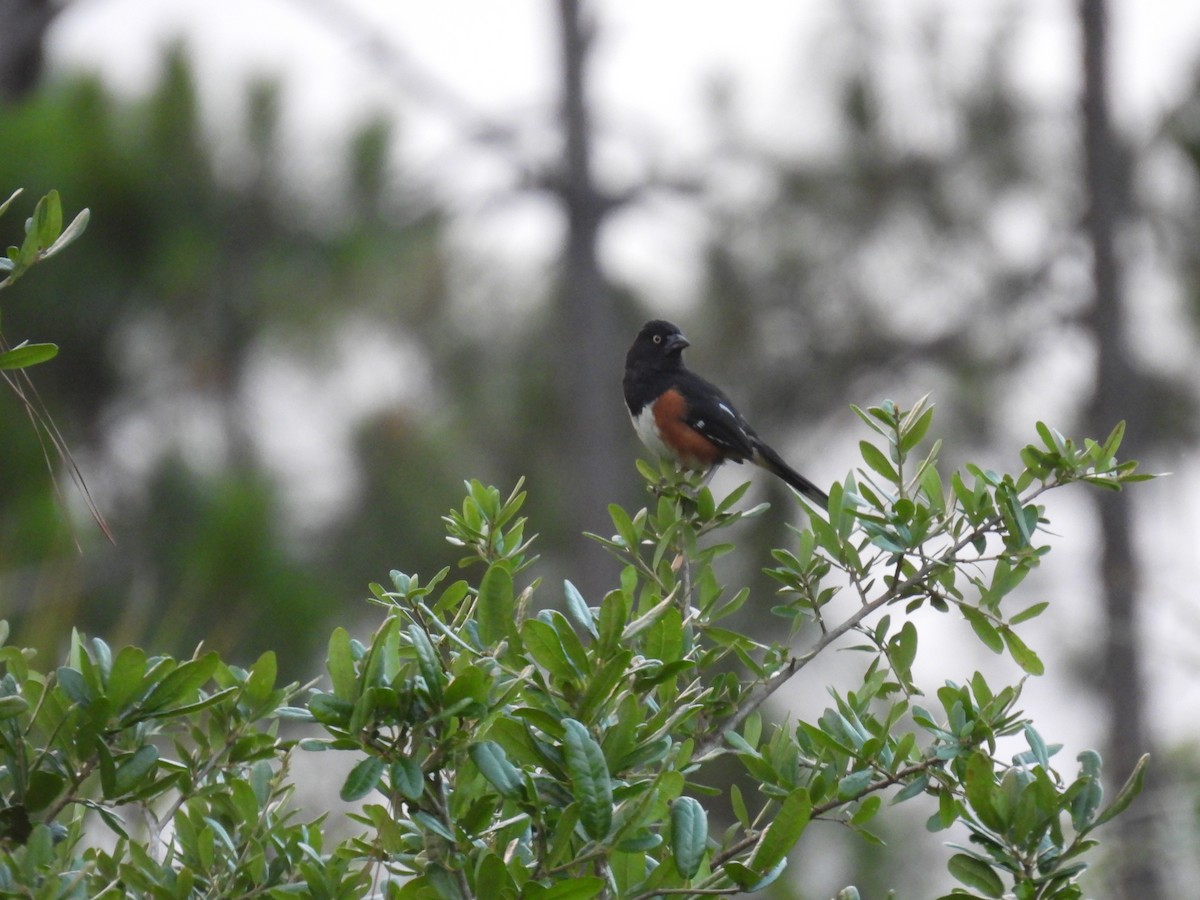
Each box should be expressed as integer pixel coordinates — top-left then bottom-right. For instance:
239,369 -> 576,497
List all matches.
3,1 -> 1200,896
0,49 -> 453,668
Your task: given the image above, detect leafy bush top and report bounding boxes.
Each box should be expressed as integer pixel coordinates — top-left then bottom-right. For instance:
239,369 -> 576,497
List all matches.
0,398 -> 1149,899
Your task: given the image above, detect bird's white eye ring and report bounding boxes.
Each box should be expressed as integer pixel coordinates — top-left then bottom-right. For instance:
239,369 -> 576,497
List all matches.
652,335 -> 662,344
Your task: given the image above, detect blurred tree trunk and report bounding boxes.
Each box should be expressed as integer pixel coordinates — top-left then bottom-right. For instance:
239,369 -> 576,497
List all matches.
553,0 -> 623,594
1078,1 -> 1159,896
0,0 -> 56,102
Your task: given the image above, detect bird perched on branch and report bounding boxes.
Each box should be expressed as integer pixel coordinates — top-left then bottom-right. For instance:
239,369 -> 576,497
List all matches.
622,319 -> 828,507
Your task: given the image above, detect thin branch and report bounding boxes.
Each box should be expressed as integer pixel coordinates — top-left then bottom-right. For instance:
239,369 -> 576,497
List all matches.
1,335 -> 114,545
708,758 -> 942,874
695,482 -> 1058,760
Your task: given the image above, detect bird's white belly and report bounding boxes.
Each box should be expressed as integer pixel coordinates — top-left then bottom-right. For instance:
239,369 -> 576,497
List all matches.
631,407 -> 671,458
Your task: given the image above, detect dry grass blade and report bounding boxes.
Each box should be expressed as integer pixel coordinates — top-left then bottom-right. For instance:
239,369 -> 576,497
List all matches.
1,337 -> 114,548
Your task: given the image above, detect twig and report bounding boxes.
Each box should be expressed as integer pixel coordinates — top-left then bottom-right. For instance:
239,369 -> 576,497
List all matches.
694,482 -> 1057,760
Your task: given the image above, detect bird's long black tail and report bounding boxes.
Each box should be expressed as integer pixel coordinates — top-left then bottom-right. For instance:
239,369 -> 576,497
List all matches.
751,440 -> 829,508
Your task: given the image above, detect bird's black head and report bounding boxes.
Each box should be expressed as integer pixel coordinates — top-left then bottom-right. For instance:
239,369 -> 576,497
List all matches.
627,320 -> 690,369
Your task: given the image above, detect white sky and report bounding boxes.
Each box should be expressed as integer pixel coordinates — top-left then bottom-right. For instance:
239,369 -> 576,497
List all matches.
47,1 -> 1200,305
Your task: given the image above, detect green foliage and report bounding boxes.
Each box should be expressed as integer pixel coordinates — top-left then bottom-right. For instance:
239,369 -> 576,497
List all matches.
0,187 -> 89,371
0,188 -> 89,293
0,402 -> 1151,896
0,625 -> 370,897
0,64 -> 457,675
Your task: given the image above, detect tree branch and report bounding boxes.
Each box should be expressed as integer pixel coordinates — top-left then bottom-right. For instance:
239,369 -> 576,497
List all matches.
695,482 -> 1056,760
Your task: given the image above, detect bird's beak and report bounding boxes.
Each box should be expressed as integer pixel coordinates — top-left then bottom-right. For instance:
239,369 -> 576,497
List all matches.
666,333 -> 690,352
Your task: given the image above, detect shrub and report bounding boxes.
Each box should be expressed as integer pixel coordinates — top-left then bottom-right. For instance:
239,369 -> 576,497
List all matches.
0,398 -> 1149,898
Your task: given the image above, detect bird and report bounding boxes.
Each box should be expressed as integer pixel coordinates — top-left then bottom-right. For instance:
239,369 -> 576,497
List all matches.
622,319 -> 829,507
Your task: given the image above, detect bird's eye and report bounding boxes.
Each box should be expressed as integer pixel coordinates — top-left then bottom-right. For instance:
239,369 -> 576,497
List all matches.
652,335 -> 662,344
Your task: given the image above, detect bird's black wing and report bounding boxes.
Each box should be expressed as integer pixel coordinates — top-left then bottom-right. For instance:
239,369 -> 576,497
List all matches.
671,370 -> 757,461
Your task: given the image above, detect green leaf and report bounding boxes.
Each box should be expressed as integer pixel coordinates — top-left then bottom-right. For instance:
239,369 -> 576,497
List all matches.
750,786 -> 810,873
308,691 -> 354,728
710,585 -> 750,622
478,561 -> 515,646
129,685 -> 237,724
243,650 -> 277,710
443,666 -> 488,711
1070,773 -> 1104,833
851,403 -> 890,435
546,610 -> 591,679
250,759 -> 272,806
97,741 -> 116,797
859,441 -> 899,482
408,624 -> 444,703
140,652 -> 219,713
106,646 -> 147,710
721,861 -> 757,890
889,620 -> 918,673
0,188 -> 21,219
621,592 -> 677,643
32,190 -> 62,249
947,853 -> 1005,897
730,783 -> 750,828
391,757 -> 425,802
670,796 -> 707,878
521,618 -> 577,683
1008,601 -> 1050,626
643,605 -> 683,664
577,649 -> 632,721
1099,420 -> 1126,464
42,207 -> 89,260
562,718 -> 613,840
56,666 -> 91,705
1002,487 -> 1036,548
0,695 -> 29,719
413,811 -> 455,842
470,741 -> 524,799
963,752 -> 1006,833
472,854 -> 515,898
1036,420 -> 1062,450
892,773 -> 928,804
22,823 -> 54,867
0,343 -> 58,370
1023,724 -> 1050,770
112,745 -> 159,796
724,858 -> 787,892
1000,627 -> 1044,675
542,803 -> 581,870
326,627 -> 357,700
341,756 -> 385,802
564,580 -> 597,638
596,589 -> 629,653
228,779 -> 260,828
838,769 -> 874,799
899,404 -> 935,453
724,730 -> 761,757
961,606 -> 1004,654
24,771 -> 64,814
601,693 -> 642,769
608,503 -> 640,549
851,794 -> 882,826
1090,753 -> 1149,829
433,578 -> 470,614
522,878 -> 605,900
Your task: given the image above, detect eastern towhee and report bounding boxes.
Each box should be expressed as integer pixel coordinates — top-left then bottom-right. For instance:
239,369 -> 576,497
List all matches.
623,319 -> 829,507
